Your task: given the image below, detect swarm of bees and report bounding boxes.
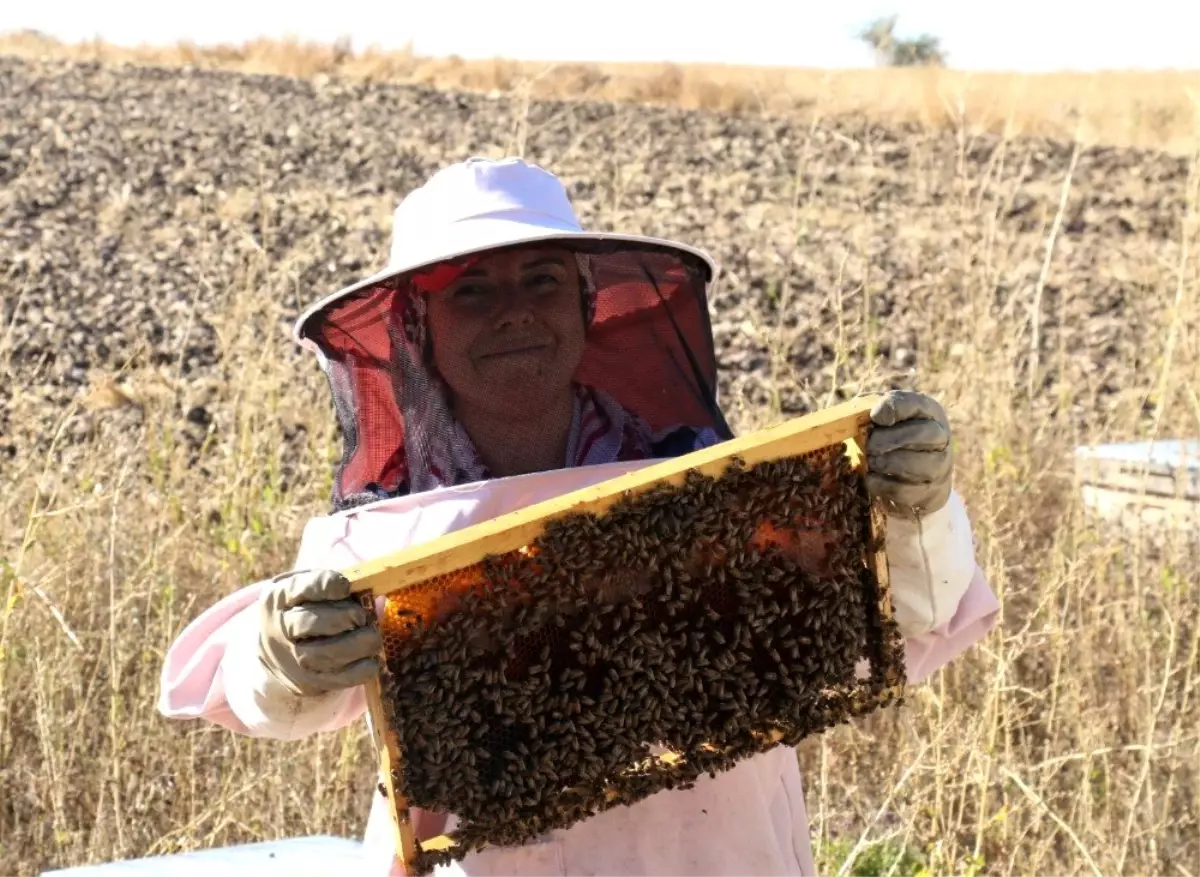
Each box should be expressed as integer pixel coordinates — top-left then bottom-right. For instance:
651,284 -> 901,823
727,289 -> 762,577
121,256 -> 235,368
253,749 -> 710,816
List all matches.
373,446 -> 906,874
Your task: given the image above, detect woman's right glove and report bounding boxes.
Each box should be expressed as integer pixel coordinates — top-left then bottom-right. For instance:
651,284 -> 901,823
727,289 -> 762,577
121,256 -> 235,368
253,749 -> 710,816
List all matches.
257,569 -> 382,697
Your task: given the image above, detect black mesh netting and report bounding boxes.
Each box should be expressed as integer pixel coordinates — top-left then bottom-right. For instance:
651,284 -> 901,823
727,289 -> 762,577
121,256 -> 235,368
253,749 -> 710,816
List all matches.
300,240 -> 734,510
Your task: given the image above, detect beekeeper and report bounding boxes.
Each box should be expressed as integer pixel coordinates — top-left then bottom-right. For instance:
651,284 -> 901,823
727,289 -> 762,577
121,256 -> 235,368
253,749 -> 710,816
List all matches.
159,157 -> 998,876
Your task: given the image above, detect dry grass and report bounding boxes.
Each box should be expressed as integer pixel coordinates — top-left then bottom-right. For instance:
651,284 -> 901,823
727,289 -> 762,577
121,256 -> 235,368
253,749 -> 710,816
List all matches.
1,44 -> 1199,877
3,30 -> 1200,154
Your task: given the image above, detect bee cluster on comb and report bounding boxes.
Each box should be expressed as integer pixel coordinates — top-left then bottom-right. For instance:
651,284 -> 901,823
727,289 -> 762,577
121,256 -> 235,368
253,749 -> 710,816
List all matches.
367,438 -> 907,875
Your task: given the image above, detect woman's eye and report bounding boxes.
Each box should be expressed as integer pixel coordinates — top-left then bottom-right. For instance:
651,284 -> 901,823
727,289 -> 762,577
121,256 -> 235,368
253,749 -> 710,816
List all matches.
528,273 -> 563,291
452,283 -> 489,300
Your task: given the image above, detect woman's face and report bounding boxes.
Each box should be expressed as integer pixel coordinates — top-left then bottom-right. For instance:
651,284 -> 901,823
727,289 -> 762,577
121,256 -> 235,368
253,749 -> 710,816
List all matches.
425,246 -> 587,417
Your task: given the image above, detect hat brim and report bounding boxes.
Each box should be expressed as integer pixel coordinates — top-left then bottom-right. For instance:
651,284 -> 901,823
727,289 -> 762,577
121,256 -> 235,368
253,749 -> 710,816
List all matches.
292,218 -> 720,343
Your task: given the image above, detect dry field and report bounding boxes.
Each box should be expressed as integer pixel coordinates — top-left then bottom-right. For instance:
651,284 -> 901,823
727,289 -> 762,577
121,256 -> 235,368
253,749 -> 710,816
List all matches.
1,41 -> 1198,877
3,31 -> 1200,153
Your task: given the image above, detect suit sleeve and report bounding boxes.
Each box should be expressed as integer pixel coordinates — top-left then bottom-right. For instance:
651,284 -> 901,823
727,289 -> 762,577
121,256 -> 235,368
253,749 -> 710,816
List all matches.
157,578 -> 368,740
882,490 -> 1000,684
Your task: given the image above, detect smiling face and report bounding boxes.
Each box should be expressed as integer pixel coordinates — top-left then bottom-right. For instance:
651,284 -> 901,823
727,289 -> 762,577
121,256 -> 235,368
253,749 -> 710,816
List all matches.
424,245 -> 587,418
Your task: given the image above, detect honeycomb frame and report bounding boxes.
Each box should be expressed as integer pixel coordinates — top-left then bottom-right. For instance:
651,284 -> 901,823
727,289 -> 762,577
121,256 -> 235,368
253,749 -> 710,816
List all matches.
344,395 -> 903,874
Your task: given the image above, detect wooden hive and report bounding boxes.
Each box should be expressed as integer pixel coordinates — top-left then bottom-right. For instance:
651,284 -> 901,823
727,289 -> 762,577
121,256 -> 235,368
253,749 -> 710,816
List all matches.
1075,439 -> 1200,533
344,395 -> 907,874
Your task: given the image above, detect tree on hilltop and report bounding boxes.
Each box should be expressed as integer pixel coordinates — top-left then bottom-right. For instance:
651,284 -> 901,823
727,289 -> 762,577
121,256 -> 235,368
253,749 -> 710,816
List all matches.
859,15 -> 947,67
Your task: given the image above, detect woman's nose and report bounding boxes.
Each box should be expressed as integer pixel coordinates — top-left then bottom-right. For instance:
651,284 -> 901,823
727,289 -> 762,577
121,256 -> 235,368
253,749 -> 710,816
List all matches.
492,289 -> 537,329
494,308 -> 535,330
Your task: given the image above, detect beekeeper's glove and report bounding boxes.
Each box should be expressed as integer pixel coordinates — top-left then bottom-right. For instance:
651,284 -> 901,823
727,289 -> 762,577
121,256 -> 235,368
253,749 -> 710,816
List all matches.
866,390 -> 954,519
257,569 -> 382,697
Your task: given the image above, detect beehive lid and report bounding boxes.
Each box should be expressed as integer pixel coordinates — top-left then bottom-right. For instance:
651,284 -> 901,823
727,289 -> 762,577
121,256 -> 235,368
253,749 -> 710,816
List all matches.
38,837 -> 366,876
1075,439 -> 1200,500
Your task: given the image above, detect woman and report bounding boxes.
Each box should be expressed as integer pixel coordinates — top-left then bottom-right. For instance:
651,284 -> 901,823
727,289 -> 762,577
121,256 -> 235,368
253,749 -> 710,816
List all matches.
159,157 -> 998,876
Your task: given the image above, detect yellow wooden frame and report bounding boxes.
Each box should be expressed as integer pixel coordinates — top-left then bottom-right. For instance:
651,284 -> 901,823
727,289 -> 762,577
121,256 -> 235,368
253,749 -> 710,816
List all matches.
346,394 -> 894,872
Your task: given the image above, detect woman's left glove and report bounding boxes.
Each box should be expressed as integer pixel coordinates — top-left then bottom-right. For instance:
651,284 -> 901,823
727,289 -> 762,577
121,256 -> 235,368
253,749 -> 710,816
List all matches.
866,390 -> 954,519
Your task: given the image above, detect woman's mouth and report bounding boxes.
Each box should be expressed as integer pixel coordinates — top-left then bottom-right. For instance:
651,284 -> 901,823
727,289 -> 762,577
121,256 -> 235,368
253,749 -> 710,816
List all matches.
478,341 -> 551,360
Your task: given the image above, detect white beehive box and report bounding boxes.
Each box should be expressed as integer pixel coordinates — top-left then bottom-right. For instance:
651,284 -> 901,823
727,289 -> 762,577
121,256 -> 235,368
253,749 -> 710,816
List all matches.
38,836 -> 366,877
1075,439 -> 1199,532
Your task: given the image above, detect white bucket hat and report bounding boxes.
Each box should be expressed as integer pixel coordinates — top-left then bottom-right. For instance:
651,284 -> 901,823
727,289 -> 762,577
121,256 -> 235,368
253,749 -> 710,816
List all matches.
292,156 -> 720,342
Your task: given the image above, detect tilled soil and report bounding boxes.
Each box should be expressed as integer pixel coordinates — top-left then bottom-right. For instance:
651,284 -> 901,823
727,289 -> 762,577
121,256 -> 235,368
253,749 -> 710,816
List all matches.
1,56 -> 1191,481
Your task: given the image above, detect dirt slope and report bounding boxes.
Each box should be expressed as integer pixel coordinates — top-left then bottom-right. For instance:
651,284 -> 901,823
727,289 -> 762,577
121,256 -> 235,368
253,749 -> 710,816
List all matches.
1,56 -> 1192,470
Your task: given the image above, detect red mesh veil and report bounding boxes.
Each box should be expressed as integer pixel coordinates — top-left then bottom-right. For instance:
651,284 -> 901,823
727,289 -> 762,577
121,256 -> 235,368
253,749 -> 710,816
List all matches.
300,240 -> 733,511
